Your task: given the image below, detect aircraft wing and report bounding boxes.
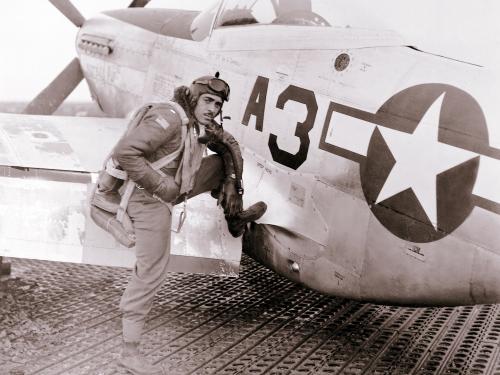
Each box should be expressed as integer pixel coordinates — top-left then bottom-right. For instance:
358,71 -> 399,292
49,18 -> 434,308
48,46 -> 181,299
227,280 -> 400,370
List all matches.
0,113 -> 241,276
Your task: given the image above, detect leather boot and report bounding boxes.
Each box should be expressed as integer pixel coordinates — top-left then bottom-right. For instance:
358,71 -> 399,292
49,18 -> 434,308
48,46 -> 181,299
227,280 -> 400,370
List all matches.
226,201 -> 267,237
117,342 -> 164,375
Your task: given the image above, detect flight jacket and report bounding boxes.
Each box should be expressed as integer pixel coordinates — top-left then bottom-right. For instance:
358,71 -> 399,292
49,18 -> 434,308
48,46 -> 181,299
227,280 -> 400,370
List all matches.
113,103 -> 242,201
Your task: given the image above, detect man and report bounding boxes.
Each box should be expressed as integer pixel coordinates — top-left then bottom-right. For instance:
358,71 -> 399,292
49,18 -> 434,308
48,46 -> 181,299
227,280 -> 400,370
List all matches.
112,75 -> 266,374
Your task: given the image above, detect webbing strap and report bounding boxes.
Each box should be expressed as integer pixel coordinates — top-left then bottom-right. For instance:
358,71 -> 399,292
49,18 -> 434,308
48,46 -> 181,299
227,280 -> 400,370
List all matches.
167,101 -> 189,125
149,126 -> 187,170
105,136 -> 184,182
116,180 -> 136,223
106,158 -> 128,180
171,196 -> 187,233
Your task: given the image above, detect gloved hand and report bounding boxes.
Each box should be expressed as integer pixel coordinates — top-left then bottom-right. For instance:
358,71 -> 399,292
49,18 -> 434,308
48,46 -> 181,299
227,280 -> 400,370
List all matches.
218,178 -> 243,217
152,175 -> 180,203
198,122 -> 224,144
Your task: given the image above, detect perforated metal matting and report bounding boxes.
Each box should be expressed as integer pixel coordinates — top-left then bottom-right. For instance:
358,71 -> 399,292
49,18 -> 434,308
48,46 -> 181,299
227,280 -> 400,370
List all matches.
1,256 -> 500,375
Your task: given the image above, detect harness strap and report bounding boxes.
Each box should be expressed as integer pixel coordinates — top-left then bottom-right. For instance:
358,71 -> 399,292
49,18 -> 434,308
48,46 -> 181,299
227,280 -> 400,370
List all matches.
116,180 -> 136,223
105,158 -> 128,180
106,148 -> 181,182
171,196 -> 188,233
167,101 -> 189,126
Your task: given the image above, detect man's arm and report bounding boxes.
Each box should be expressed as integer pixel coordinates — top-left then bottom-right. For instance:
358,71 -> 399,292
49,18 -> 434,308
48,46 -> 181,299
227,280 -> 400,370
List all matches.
205,127 -> 244,216
207,129 -> 243,181
113,108 -> 181,195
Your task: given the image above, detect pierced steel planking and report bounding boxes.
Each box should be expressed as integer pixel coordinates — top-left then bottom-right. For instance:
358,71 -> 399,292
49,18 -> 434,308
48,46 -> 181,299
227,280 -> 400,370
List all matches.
2,256 -> 500,374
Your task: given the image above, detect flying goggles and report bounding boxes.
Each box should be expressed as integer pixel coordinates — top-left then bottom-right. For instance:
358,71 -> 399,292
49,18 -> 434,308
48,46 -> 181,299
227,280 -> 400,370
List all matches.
192,77 -> 230,101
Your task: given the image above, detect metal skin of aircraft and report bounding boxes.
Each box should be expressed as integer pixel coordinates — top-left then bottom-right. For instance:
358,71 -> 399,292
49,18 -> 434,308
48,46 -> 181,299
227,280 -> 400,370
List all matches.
2,0 -> 500,307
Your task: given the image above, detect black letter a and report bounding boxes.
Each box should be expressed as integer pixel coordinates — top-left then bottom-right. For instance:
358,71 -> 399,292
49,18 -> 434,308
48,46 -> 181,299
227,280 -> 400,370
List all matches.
242,76 -> 269,131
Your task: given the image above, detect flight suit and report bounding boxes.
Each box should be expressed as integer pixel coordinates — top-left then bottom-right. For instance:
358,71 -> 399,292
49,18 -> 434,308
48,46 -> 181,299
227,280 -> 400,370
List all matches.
113,103 -> 231,342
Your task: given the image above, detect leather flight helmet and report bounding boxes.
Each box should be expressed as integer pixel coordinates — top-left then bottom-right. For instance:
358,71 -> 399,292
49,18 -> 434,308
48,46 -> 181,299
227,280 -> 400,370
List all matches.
189,73 -> 231,106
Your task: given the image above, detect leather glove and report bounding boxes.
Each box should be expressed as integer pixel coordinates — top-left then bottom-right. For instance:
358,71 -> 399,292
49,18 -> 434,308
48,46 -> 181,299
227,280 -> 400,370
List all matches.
218,178 -> 243,217
152,175 -> 180,203
198,122 -> 224,144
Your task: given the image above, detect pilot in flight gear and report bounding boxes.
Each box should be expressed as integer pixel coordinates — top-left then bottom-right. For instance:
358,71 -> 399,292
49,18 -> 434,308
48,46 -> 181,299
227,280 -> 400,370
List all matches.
106,75 -> 266,375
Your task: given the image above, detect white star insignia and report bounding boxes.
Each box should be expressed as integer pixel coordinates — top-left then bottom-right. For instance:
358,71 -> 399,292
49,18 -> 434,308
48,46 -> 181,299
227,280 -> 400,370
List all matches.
375,93 -> 477,229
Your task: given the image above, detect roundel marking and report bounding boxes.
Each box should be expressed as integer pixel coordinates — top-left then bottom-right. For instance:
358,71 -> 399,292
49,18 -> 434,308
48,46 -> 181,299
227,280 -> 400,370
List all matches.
360,84 -> 488,242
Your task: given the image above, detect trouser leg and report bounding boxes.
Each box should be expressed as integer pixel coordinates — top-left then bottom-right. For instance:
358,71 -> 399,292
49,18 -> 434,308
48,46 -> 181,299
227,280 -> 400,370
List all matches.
119,188 -> 172,343
188,154 -> 224,198
175,154 -> 225,202
119,155 -> 226,342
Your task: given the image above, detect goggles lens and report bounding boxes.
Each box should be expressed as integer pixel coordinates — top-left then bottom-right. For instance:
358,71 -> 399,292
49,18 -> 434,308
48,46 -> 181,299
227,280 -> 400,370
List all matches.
194,78 -> 230,100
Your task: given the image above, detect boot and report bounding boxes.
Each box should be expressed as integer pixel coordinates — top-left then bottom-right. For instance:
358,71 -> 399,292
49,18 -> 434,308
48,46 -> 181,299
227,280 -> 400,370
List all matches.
117,342 -> 164,375
226,201 -> 267,237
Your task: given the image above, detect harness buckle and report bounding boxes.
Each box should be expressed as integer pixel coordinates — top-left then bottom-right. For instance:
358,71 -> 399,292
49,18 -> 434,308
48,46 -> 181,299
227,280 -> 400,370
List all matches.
172,197 -> 187,233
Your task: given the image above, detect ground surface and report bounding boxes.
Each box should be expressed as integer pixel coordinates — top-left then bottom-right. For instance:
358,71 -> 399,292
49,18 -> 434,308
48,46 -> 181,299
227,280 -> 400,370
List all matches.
1,256 -> 500,375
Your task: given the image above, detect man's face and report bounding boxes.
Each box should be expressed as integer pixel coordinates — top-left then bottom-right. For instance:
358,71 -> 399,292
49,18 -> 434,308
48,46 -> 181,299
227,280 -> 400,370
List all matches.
194,93 -> 223,126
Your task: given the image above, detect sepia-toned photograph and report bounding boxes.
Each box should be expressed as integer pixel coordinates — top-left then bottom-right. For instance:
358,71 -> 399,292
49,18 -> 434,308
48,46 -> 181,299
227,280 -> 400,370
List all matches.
1,1 -> 500,374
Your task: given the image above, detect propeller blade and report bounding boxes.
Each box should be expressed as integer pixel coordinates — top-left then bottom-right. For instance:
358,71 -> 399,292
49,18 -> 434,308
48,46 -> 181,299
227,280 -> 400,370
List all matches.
278,0 -> 312,13
48,0 -> 85,27
128,0 -> 151,7
23,57 -> 84,115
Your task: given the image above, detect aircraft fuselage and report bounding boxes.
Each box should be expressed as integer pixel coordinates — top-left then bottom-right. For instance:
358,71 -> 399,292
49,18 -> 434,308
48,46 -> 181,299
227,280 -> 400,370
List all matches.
76,9 -> 500,306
